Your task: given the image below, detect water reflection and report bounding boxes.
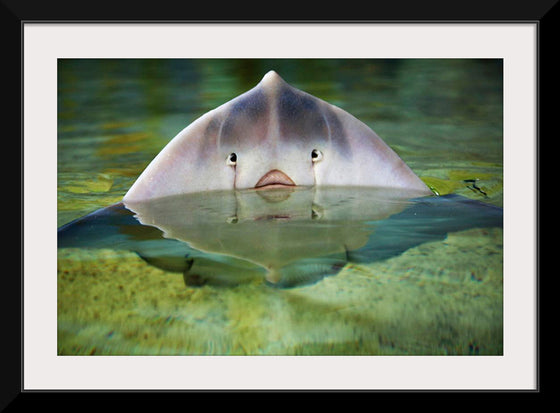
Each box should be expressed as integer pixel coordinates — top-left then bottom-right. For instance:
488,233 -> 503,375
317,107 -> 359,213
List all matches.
126,187 -> 422,288
59,187 -> 501,289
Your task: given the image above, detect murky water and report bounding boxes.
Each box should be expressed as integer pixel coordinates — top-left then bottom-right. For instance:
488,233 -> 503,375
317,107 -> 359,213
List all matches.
57,59 -> 503,355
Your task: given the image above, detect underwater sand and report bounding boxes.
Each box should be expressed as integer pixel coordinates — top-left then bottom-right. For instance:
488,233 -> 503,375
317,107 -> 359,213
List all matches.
57,226 -> 502,356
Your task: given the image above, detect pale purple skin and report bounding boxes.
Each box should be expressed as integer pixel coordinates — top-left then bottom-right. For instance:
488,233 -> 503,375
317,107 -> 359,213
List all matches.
123,71 -> 432,203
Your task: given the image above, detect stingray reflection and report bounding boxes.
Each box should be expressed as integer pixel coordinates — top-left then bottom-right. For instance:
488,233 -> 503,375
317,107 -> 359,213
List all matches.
58,187 -> 502,288
124,187 -> 421,287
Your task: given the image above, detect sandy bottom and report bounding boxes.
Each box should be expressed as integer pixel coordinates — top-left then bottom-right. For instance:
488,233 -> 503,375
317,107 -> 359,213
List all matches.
58,227 -> 502,356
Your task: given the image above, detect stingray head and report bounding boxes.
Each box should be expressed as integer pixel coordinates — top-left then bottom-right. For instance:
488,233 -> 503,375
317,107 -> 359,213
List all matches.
123,71 -> 431,202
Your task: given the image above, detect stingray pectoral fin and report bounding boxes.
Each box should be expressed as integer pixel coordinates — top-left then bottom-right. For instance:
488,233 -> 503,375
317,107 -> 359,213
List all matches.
265,254 -> 347,289
181,255 -> 266,288
57,202 -> 150,249
123,109 -> 236,201
316,103 -> 433,194
347,194 -> 503,264
136,253 -> 194,274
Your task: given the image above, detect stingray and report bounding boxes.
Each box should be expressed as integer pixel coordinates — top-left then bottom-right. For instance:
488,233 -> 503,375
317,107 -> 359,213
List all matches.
123,71 -> 432,201
58,71 -> 502,288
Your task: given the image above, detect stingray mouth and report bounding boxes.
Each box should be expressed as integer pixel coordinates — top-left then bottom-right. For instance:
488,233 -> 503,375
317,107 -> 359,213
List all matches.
254,169 -> 296,189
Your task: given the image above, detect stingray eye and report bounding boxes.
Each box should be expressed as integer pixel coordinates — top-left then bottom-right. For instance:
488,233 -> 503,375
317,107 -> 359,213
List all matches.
226,152 -> 237,166
311,149 -> 323,163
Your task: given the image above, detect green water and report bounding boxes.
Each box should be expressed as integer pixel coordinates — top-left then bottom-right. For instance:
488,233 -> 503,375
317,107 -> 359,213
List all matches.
57,59 -> 503,355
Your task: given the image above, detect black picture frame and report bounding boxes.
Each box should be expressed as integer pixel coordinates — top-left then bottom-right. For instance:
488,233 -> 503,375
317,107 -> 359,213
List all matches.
11,0 -> 551,407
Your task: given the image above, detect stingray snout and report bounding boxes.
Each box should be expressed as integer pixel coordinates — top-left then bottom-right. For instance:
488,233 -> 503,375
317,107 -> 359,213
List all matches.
255,169 -> 296,189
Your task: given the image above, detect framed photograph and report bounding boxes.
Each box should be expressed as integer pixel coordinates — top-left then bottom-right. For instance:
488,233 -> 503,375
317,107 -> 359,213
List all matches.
17,12 -> 544,399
